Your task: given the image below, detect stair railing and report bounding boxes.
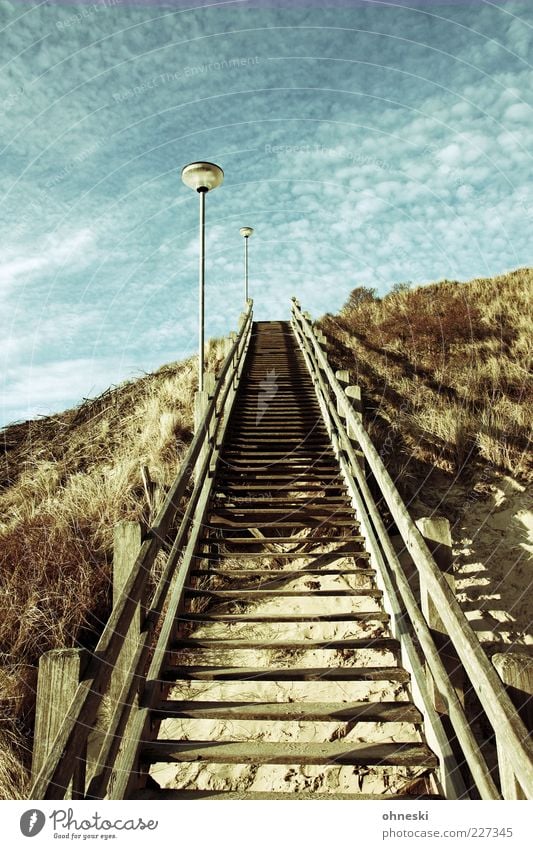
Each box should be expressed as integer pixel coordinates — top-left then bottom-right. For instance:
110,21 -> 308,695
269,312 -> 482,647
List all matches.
291,297 -> 533,800
30,301 -> 254,800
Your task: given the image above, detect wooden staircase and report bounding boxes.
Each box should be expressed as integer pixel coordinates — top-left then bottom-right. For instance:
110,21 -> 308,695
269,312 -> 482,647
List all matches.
134,321 -> 440,799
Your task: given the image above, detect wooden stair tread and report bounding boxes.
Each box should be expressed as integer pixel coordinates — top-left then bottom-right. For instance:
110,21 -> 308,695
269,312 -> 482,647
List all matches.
130,789 -> 441,800
178,612 -> 388,623
213,498 -> 350,505
184,588 -> 382,598
201,536 -> 365,544
206,519 -> 357,529
173,638 -> 396,651
151,700 -> 422,723
141,740 -> 437,767
198,551 -> 371,559
164,665 -> 409,682
190,568 -> 374,576
209,507 -> 354,513
218,485 -> 346,490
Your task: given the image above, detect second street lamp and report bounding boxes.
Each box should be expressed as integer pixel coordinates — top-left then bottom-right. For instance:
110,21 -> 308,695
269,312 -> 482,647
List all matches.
181,161 -> 224,392
239,226 -> 254,304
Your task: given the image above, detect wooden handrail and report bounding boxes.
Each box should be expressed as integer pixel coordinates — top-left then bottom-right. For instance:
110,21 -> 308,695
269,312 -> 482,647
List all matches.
291,310 -> 496,799
30,302 -> 254,800
291,298 -> 533,799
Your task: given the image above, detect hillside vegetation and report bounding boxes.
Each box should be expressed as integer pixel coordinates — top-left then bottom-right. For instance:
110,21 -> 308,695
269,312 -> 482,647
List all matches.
0,340 -> 224,798
0,269 -> 530,799
318,267 -> 532,490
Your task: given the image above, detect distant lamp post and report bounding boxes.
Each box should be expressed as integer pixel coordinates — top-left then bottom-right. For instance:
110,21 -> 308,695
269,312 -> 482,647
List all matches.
181,161 -> 224,391
239,226 -> 254,304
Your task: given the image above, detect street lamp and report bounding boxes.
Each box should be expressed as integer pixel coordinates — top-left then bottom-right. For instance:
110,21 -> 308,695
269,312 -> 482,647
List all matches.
239,226 -> 254,304
181,161 -> 224,391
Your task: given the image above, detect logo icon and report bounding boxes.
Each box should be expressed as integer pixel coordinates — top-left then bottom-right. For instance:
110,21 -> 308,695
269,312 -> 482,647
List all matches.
256,368 -> 278,424
20,810 -> 46,837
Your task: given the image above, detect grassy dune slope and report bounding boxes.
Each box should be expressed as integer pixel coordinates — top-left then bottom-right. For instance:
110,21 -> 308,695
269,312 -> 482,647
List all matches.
0,340 -> 224,798
317,267 -> 532,662
318,267 -> 532,489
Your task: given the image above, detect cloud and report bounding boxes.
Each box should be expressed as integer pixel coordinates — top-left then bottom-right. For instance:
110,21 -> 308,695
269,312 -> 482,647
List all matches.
1,356 -> 124,424
0,227 -> 95,294
503,102 -> 532,123
0,0 -> 532,426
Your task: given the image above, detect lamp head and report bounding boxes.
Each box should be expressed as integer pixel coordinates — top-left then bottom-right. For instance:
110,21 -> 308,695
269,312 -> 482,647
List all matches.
181,161 -> 224,192
240,226 -> 254,238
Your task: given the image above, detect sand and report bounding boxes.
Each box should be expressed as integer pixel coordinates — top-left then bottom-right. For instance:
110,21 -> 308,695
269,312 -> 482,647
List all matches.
149,556 -> 435,797
426,472 -> 532,649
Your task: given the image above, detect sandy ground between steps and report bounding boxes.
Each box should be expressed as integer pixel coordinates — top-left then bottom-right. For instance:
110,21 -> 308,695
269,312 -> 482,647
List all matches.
149,560 -> 433,796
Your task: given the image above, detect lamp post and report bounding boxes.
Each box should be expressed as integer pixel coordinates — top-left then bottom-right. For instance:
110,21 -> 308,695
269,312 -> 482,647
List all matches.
239,226 -> 254,304
181,161 -> 224,391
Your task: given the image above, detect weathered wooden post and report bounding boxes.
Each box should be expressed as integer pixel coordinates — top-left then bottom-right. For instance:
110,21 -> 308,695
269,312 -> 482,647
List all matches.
33,648 -> 86,798
110,521 -> 143,705
336,369 -> 364,471
87,520 -> 144,792
140,464 -> 158,523
492,653 -> 533,799
314,327 -> 328,347
416,516 -> 463,712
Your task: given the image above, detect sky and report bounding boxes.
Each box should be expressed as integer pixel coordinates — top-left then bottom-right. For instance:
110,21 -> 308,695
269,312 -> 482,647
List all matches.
0,0 -> 531,426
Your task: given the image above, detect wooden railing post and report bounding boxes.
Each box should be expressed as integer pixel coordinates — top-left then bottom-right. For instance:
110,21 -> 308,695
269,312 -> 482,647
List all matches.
416,516 -> 461,712
140,464 -> 158,523
33,648 -> 86,798
89,521 -> 144,793
110,521 -> 143,703
493,653 -> 533,799
335,369 -> 364,470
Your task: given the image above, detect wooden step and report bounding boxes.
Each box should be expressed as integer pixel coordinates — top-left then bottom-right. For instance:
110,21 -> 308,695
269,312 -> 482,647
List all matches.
172,637 -> 397,651
178,612 -> 388,623
204,510 -> 357,530
218,474 -> 339,481
213,498 -> 350,505
228,425 -> 327,432
130,789 -> 441,800
151,700 -> 422,723
226,438 -> 329,445
221,454 -> 335,462
197,539 -> 370,563
164,665 -> 409,682
190,568 -> 374,577
199,536 -> 364,545
141,740 -> 437,767
218,485 -> 347,493
219,461 -> 338,469
184,587 -> 382,598
213,502 -> 359,512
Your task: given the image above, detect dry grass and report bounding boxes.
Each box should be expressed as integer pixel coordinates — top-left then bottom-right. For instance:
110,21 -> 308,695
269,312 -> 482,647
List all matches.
0,340 -> 225,798
319,267 -> 532,490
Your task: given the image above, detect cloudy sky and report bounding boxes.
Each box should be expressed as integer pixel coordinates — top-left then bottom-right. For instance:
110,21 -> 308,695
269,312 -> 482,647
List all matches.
0,0 -> 531,426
